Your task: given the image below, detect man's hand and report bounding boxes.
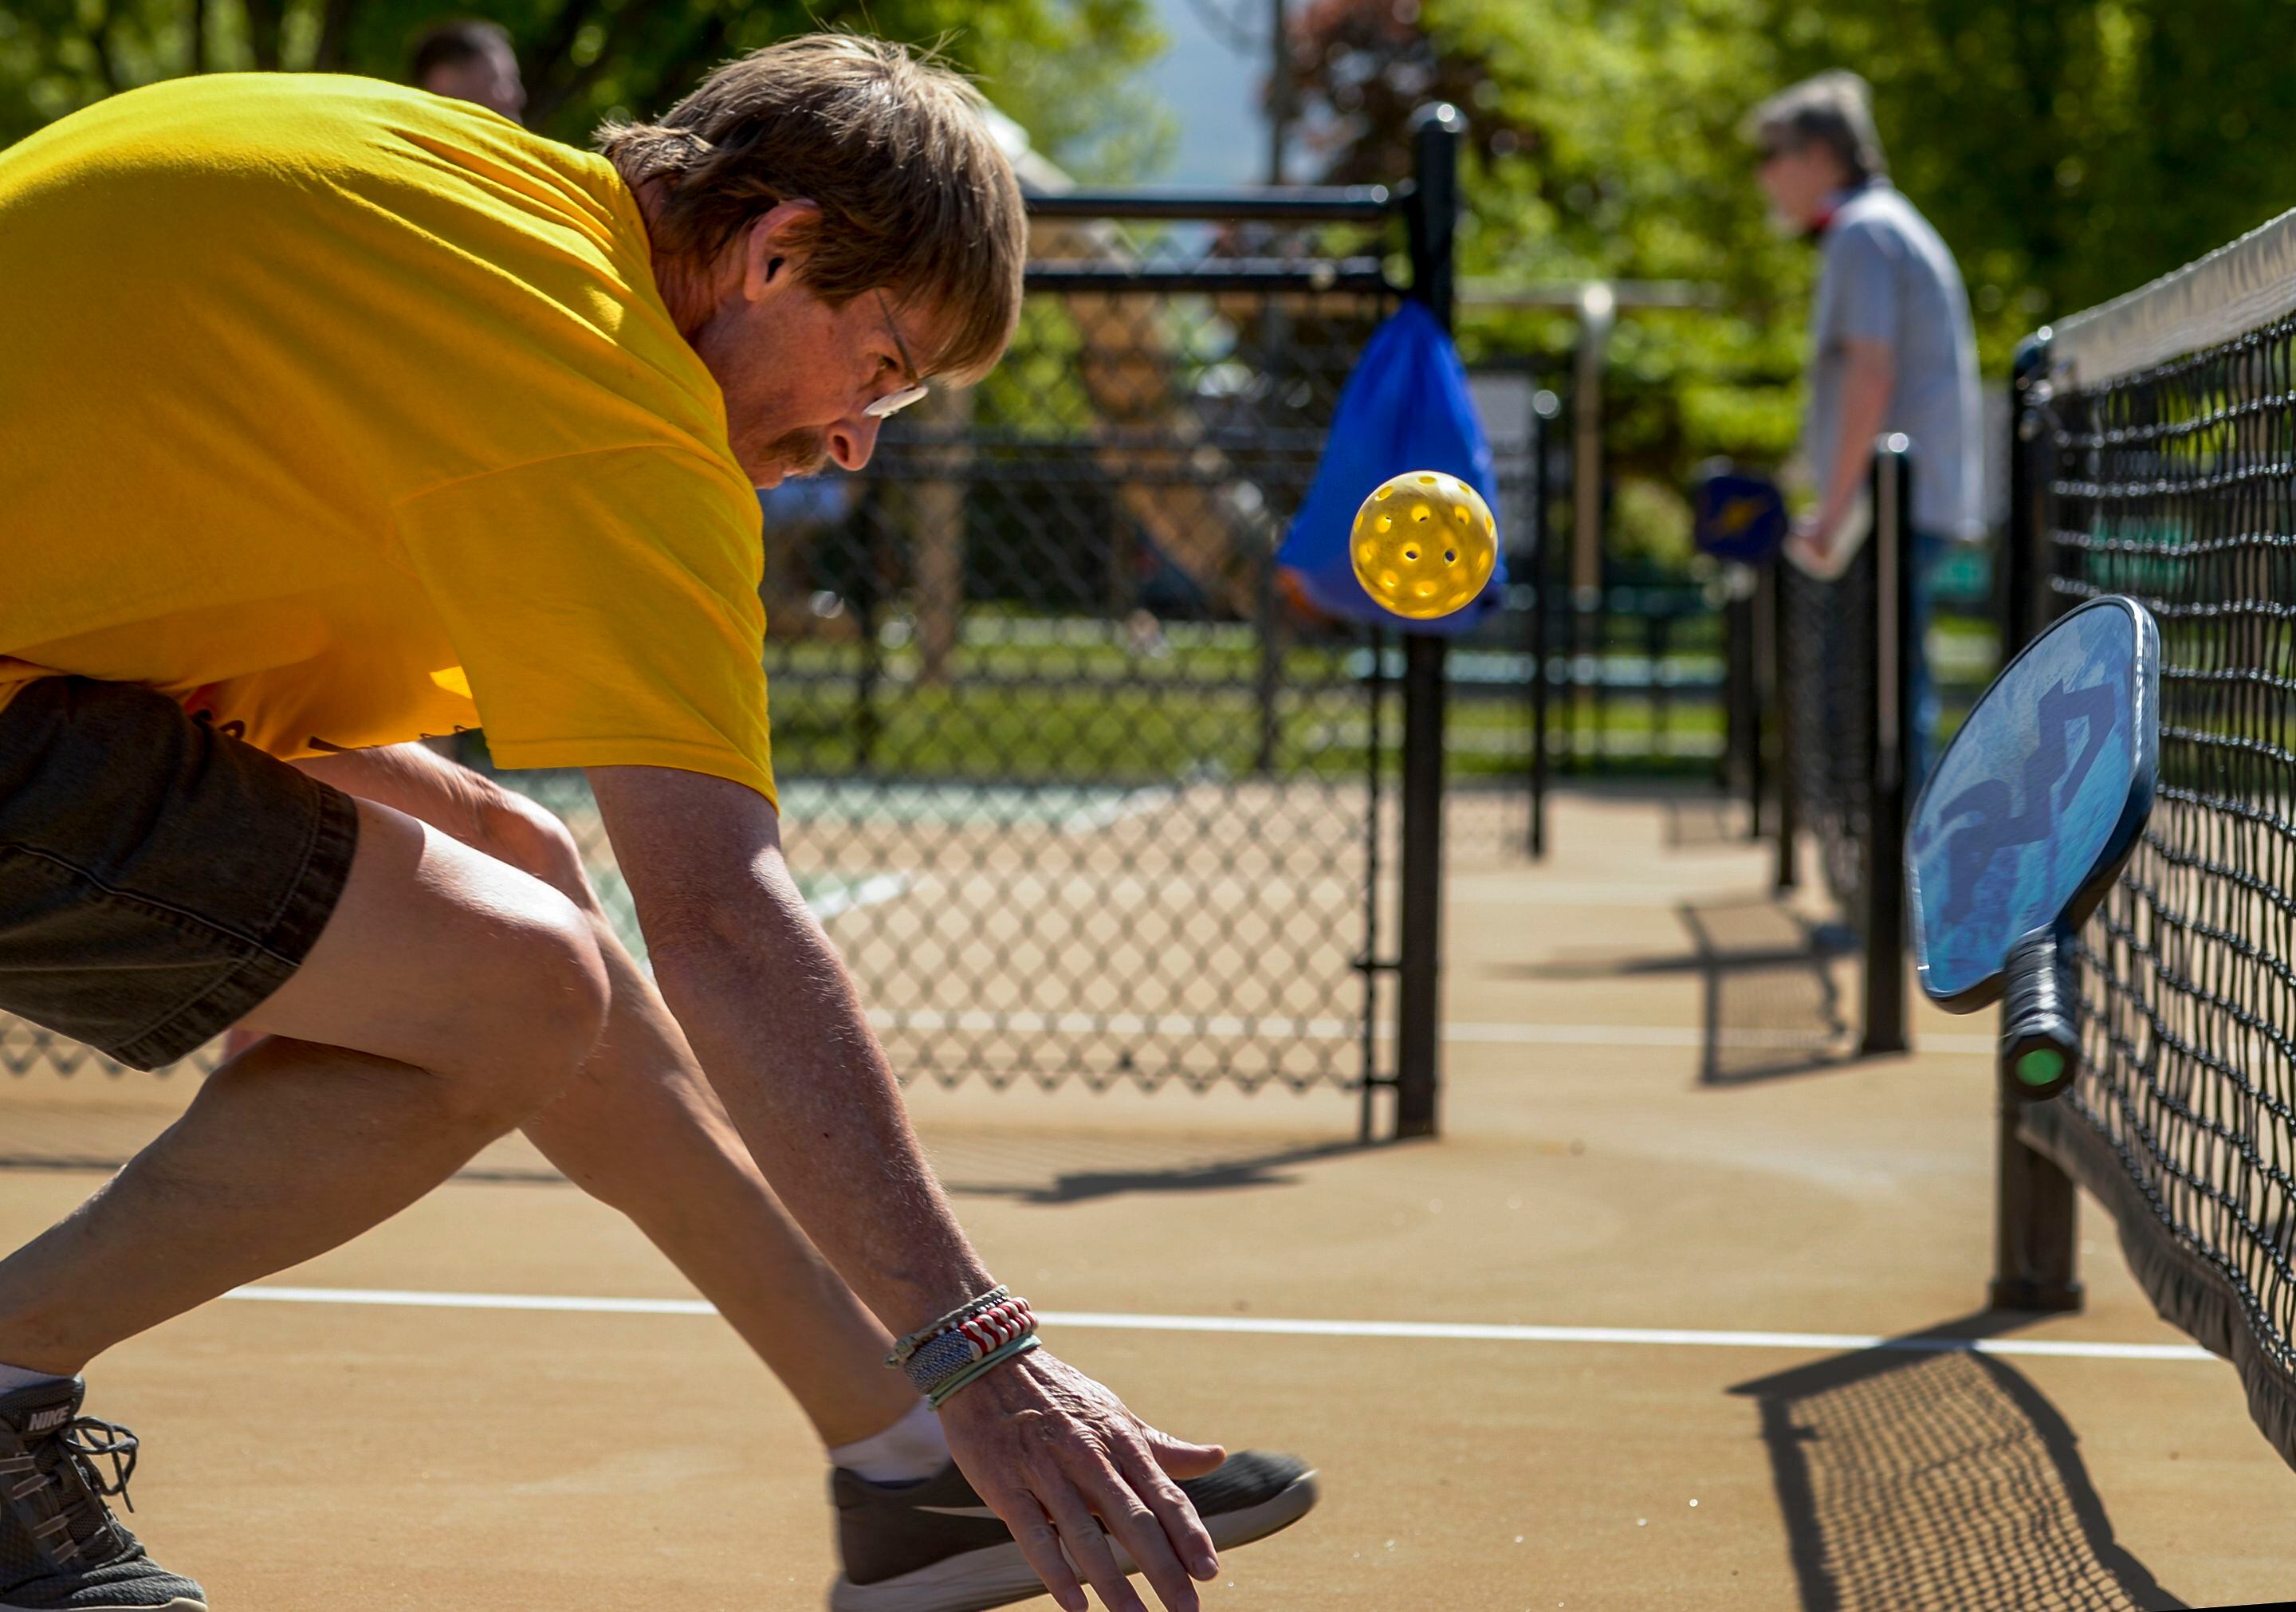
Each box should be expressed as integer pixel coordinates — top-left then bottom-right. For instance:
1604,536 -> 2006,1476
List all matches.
590,766 -> 1226,1606
1787,508 -> 1838,572
938,1347 -> 1226,1612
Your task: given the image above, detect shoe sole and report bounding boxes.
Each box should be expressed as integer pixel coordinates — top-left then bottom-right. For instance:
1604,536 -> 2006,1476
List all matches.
0,1602 -> 204,1611
828,1468 -> 1319,1612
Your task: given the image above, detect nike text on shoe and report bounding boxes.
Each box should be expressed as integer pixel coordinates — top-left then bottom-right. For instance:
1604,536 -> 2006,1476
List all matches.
0,1380 -> 204,1611
829,1449 -> 1317,1612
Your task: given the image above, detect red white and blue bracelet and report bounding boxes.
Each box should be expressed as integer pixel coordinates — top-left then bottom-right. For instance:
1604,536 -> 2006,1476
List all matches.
887,1287 -> 1041,1407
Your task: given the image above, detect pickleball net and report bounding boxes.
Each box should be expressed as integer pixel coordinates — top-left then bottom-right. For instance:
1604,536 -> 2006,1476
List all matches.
1780,538 -> 1880,930
2016,210 -> 2296,1468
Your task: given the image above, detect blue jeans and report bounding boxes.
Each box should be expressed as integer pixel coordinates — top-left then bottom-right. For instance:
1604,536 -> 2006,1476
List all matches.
1907,531 -> 1946,794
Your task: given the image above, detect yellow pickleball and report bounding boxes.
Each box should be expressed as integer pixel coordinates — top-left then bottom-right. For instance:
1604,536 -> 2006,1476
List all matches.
1350,470 -> 1498,619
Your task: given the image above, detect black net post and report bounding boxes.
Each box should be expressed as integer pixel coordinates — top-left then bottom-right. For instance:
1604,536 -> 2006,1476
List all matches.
2003,332 -> 2055,661
1744,564 -> 1768,839
1527,389 -> 1561,858
1721,566 -> 1759,832
1990,332 -> 2082,1312
1860,436 -> 1914,1056
1393,102 -> 1463,1140
1768,557 -> 1798,890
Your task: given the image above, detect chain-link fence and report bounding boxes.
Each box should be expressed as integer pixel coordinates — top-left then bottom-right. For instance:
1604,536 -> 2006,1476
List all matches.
725,198 -> 1403,1096
3,187 -> 1427,1113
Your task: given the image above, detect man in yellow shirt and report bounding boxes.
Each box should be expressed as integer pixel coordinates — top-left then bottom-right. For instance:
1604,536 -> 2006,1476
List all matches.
0,37 -> 1311,1612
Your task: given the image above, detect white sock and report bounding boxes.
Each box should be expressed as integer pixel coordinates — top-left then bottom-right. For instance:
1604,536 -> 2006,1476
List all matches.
828,1398 -> 949,1486
0,1362 -> 72,1395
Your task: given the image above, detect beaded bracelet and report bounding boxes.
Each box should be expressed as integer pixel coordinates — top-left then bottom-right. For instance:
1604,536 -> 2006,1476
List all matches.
887,1285 -> 1011,1368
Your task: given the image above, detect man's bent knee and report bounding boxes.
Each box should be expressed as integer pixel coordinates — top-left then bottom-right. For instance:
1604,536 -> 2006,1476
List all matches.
434,888 -> 611,1126
239,800 -> 610,1121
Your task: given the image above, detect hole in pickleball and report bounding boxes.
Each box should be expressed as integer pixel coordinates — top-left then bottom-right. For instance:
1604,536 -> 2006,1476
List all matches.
1375,514 -> 1392,533
1402,547 -> 1419,561
2015,1048 -> 2066,1087
1417,472 -> 1438,486
1443,549 -> 1457,564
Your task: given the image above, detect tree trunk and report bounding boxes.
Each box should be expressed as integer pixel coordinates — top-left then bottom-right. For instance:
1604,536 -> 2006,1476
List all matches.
313,0 -> 360,72
244,0 -> 283,71
523,0 -> 611,124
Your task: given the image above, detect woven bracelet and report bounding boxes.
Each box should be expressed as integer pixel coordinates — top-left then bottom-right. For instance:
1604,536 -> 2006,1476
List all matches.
927,1332 -> 1040,1411
901,1297 -> 1036,1396
887,1286 -> 1010,1368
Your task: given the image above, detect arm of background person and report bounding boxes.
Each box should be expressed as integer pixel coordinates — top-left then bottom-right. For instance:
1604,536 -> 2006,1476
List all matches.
585,762 -> 1225,1612
1809,336 -> 1894,554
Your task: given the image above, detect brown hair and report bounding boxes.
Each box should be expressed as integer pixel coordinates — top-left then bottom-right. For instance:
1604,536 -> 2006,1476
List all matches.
597,34 -> 1025,385
1742,71 -> 1889,183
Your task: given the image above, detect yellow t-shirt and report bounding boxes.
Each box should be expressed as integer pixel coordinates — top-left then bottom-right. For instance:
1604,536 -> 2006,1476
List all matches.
0,73 -> 776,804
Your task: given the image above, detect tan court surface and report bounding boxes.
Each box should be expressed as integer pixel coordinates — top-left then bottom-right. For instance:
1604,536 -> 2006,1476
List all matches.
1,788 -> 2291,1610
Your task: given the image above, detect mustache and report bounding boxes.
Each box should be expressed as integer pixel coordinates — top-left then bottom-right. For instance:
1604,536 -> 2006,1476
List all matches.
761,427 -> 831,478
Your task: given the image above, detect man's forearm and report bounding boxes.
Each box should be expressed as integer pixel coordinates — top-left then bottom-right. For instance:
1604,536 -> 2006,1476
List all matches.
646,863 -> 992,1338
1819,342 -> 1894,529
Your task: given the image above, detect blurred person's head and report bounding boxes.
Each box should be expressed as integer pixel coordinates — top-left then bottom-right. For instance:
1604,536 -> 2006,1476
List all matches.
1744,71 -> 1887,232
411,20 -> 525,123
597,33 -> 1024,489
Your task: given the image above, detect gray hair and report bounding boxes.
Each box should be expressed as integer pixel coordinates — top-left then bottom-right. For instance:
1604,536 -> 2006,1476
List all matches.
1743,71 -> 1887,183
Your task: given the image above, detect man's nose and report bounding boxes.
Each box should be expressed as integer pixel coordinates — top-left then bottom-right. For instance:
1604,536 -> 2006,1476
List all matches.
828,415 -> 881,474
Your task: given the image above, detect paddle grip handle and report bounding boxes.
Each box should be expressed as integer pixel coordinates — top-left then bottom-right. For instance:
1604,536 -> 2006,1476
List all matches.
2000,930 -> 2080,1102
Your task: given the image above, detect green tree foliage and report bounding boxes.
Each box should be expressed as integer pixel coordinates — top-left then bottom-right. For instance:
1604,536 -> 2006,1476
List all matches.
1286,0 -> 2296,508
0,0 -> 1169,179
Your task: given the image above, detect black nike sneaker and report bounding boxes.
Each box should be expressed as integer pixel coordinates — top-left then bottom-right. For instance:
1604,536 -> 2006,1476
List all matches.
828,1449 -> 1317,1612
0,1379 -> 204,1611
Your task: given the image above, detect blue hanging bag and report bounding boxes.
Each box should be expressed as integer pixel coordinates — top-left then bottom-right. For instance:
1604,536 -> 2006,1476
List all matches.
1276,299 -> 1504,635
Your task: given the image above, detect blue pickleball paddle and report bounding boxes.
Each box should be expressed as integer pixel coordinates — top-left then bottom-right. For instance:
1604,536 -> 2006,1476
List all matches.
1691,470 -> 1788,564
1906,596 -> 2160,1101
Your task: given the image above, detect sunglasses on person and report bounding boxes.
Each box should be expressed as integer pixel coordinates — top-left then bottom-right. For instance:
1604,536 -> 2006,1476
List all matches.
864,289 -> 930,420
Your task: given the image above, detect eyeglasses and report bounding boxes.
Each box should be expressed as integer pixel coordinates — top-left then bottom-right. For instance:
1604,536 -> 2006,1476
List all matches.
864,290 -> 930,419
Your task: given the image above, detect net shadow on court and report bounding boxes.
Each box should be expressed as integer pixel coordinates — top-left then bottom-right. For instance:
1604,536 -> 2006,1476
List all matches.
1663,793 -> 1752,851
1680,896 -> 1853,1087
1477,891 -> 1852,1084
1731,1313 -> 2185,1612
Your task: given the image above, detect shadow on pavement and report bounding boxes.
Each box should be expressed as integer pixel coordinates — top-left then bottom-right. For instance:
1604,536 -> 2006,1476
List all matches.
926,1131 -> 1368,1205
1678,894 -> 1853,1086
1663,793 -> 1753,849
1730,1311 -> 2185,1611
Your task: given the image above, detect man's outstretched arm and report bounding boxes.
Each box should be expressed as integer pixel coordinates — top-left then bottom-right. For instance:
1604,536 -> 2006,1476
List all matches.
587,764 -> 1224,1612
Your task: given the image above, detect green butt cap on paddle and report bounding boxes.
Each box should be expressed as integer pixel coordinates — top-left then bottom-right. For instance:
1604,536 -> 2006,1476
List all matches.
2014,1045 -> 2067,1091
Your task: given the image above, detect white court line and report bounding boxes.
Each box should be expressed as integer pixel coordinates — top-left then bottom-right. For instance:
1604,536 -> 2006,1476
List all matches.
862,1008 -> 1995,1057
222,1286 -> 2215,1362
1441,1021 -> 1995,1056
1449,880 -> 1743,908
807,873 -> 911,922
1056,785 -> 1185,835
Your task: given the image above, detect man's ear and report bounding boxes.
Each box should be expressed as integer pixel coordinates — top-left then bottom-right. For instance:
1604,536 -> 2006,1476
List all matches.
742,199 -> 822,301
